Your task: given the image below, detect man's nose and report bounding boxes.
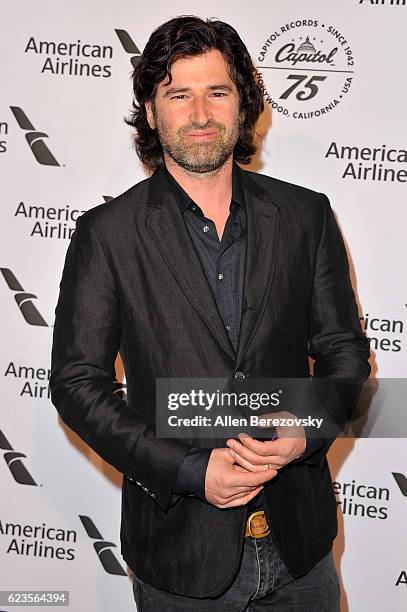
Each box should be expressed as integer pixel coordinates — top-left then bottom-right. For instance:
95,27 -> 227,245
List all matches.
190,96 -> 211,126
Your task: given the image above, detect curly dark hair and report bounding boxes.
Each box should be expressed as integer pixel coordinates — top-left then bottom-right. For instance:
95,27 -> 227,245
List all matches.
125,15 -> 264,171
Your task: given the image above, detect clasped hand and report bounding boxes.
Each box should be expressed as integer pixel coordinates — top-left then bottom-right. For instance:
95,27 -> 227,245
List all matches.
227,410 -> 306,473
205,411 -> 306,508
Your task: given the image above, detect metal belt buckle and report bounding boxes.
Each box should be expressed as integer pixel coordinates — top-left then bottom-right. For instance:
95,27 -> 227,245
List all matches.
247,510 -> 270,539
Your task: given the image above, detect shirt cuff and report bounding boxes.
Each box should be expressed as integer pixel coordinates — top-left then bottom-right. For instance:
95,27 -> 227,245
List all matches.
173,447 -> 212,501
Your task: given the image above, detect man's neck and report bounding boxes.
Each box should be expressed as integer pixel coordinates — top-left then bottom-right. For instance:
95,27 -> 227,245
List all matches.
164,155 -> 233,218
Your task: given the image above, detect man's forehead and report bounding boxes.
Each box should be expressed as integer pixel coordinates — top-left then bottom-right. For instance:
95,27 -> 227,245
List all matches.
158,49 -> 234,89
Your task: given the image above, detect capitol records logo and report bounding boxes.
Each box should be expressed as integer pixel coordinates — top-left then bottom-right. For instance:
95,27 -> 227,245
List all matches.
257,19 -> 355,120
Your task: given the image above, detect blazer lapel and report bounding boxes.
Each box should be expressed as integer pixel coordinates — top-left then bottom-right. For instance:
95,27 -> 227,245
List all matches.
235,168 -> 280,368
144,165 -> 280,366
145,169 -> 236,360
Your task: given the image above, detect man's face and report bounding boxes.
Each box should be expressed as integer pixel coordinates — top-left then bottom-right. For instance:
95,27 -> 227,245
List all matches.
145,49 -> 243,173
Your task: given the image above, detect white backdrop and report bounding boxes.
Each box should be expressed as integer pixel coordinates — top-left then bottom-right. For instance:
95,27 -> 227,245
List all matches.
1,1 -> 406,610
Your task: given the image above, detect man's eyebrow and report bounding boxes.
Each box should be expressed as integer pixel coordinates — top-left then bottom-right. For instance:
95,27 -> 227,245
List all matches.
163,87 -> 191,97
208,84 -> 233,92
162,84 -> 233,97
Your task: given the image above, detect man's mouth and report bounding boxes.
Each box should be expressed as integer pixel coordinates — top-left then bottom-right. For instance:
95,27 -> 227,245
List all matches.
187,130 -> 218,139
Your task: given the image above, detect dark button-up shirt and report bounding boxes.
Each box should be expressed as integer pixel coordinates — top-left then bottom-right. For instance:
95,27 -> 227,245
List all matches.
162,163 -> 263,511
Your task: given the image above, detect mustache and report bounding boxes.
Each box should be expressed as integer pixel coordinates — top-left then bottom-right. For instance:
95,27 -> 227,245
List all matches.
177,121 -> 226,136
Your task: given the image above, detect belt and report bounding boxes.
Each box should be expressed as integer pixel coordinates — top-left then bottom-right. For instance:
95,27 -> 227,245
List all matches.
244,510 -> 270,539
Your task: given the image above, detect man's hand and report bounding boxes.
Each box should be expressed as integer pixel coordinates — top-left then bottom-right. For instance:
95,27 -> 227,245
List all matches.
226,411 -> 307,473
205,448 -> 277,509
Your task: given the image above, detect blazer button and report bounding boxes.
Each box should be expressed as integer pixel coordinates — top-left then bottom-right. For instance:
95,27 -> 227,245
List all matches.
234,371 -> 246,382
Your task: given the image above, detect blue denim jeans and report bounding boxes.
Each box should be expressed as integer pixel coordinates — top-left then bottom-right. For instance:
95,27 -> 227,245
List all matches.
132,532 -> 340,611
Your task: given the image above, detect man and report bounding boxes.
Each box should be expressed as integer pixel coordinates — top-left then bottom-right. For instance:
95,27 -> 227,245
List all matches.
50,15 -> 370,611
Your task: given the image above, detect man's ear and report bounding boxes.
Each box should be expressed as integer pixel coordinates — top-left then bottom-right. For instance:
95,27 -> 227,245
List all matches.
145,100 -> 156,130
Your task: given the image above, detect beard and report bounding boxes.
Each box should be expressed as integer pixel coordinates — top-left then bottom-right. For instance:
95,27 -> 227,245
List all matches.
154,114 -> 241,174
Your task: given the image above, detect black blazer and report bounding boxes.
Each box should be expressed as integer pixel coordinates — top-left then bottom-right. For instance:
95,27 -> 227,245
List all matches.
50,164 -> 370,598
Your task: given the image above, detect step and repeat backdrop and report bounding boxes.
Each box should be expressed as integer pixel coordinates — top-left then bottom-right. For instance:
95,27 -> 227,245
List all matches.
1,0 -> 406,610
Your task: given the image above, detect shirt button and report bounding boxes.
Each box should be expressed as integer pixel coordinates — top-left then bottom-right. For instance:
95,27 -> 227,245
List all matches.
218,273 -> 224,280
234,371 -> 246,381
203,225 -> 209,232
225,324 -> 231,331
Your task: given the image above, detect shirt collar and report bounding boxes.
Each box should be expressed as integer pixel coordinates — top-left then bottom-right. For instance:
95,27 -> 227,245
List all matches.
160,161 -> 245,214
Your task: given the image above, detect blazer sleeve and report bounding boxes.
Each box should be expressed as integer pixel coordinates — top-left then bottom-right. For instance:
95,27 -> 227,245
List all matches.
173,447 -> 212,500
292,193 -> 371,466
49,212 -> 191,512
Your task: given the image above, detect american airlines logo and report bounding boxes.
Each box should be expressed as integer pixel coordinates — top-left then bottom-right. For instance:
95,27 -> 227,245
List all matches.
79,515 -> 127,576
114,30 -> 142,70
392,472 -> 407,497
0,429 -> 37,486
1,268 -> 47,326
10,106 -> 60,166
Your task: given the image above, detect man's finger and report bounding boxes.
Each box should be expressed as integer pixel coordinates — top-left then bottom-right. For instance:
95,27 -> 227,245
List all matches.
215,486 -> 264,509
228,449 -> 280,473
215,486 -> 260,504
228,436 -> 299,461
230,434 -> 276,456
228,465 -> 279,488
235,434 -> 295,457
227,440 -> 288,466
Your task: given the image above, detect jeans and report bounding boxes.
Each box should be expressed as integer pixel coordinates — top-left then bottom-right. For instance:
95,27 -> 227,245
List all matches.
132,532 -> 340,611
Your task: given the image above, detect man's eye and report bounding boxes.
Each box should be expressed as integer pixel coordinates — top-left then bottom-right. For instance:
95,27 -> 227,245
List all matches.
171,94 -> 187,100
211,92 -> 227,97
